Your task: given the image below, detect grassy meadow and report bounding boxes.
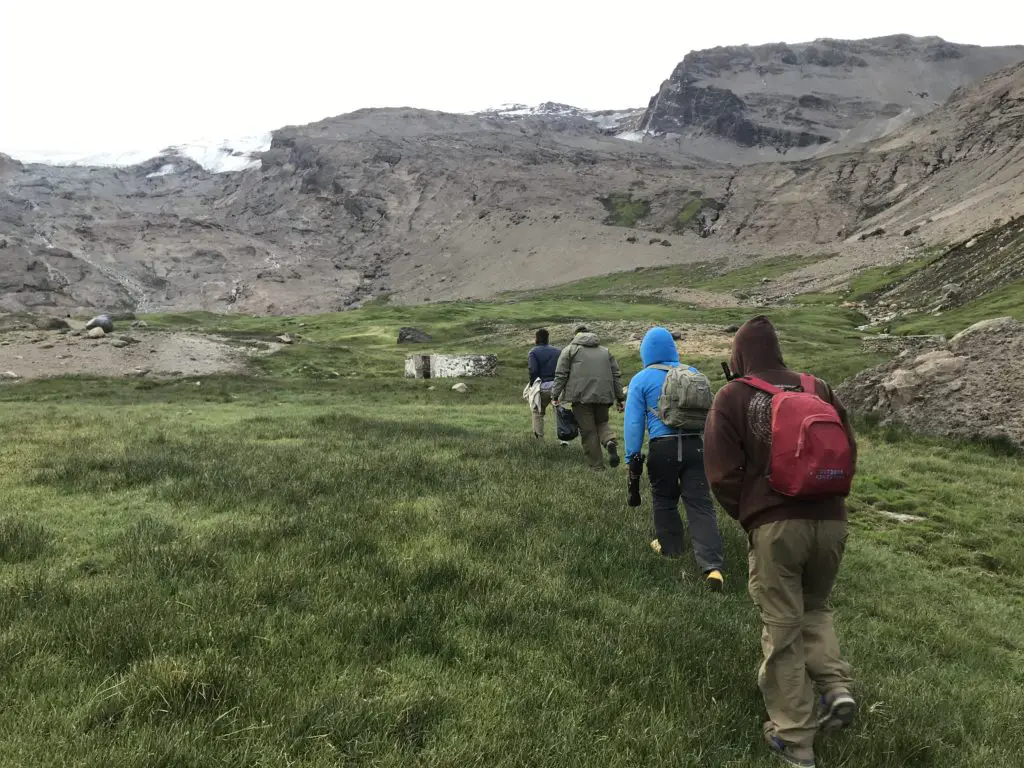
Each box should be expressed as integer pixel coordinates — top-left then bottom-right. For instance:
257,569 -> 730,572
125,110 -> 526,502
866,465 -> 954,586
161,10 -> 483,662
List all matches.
0,261 -> 1022,767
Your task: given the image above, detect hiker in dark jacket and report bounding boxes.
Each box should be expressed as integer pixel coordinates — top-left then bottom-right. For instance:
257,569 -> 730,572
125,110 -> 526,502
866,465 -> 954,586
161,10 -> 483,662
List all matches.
526,328 -> 561,439
624,327 -> 725,590
552,325 -> 625,470
703,316 -> 857,768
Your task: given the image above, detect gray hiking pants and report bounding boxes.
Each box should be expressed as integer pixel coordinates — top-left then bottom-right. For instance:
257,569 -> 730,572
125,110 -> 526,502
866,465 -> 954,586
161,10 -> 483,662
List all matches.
647,434 -> 725,573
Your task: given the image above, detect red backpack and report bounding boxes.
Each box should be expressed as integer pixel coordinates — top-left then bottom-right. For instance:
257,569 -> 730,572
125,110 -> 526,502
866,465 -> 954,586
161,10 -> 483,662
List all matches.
738,373 -> 854,499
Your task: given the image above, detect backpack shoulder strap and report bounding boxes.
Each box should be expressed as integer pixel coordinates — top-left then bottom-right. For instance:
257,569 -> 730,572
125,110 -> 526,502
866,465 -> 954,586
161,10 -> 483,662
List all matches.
736,376 -> 783,395
799,373 -> 819,397
647,363 -> 673,371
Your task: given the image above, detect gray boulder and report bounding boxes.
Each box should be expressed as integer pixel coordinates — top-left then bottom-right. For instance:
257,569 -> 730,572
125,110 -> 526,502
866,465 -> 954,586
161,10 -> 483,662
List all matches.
35,317 -> 70,331
398,327 -> 432,344
839,317 -> 1024,448
85,314 -> 114,333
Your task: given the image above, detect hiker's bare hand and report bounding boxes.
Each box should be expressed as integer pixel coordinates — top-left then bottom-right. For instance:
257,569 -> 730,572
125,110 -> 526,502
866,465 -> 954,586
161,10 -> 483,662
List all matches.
615,402 -> 625,413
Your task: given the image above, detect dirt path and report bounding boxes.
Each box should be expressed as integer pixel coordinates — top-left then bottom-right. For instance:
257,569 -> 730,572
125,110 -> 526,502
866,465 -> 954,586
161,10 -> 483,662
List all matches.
0,326 -> 258,380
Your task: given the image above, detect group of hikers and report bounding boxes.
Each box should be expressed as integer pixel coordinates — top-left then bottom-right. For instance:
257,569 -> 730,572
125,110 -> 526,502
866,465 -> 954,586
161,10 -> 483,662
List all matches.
525,318 -> 857,768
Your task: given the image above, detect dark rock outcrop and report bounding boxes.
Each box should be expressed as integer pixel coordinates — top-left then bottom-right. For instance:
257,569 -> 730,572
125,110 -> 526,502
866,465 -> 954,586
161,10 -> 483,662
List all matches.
638,36 -> 1024,158
397,327 -> 432,344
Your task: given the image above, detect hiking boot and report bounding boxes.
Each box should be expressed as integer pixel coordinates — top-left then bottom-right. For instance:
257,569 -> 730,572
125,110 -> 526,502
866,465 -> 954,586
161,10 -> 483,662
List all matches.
817,690 -> 857,731
704,569 -> 724,592
606,440 -> 620,468
763,722 -> 816,768
649,539 -> 682,558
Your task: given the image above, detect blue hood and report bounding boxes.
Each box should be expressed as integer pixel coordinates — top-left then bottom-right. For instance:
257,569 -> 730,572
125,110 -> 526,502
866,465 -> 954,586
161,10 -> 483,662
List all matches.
625,327 -> 687,460
640,327 -> 679,367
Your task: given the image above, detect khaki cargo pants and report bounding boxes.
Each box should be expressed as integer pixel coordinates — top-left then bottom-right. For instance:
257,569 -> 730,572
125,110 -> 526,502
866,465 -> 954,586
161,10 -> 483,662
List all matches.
531,389 -> 552,438
748,519 -> 854,750
571,403 -> 615,469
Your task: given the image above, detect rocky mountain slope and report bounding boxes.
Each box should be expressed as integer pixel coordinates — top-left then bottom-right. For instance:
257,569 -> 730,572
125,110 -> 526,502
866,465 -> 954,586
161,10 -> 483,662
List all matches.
2,36 -> 1023,316
636,35 -> 1024,163
874,217 -> 1024,319
839,317 -> 1024,448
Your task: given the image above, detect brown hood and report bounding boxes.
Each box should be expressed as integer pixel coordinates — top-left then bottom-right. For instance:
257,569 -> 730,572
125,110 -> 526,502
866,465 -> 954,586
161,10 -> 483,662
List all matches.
730,316 -> 786,377
707,314 -> 853,531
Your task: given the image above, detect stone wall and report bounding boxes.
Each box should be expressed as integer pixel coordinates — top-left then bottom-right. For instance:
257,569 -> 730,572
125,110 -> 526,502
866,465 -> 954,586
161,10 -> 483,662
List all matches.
404,354 -> 430,378
404,354 -> 498,379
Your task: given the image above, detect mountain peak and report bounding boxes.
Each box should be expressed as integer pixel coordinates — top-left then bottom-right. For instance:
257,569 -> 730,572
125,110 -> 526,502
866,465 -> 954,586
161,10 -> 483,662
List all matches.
638,36 -> 1024,161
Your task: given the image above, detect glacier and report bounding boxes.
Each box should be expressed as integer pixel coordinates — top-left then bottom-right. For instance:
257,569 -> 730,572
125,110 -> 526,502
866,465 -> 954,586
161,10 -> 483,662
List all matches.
6,132 -> 273,174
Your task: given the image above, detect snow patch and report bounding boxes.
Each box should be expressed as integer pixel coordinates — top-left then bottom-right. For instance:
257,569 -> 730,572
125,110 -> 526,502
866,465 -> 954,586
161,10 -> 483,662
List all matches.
146,163 -> 176,178
588,111 -> 640,130
168,134 -> 271,172
6,132 -> 272,174
475,102 -> 642,130
616,131 -> 646,143
478,102 -> 587,119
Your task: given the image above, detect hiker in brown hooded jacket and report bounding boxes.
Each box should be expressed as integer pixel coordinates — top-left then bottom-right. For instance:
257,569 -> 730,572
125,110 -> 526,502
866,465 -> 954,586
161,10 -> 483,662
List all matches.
703,316 -> 857,768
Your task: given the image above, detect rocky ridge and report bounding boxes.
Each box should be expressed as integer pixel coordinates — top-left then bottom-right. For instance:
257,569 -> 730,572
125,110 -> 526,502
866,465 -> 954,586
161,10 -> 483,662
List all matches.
2,37 -> 1024,315
636,35 -> 1024,163
869,217 -> 1024,323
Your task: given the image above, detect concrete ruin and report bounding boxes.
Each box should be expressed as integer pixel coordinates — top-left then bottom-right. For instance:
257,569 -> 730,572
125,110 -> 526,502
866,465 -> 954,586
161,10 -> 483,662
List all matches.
404,354 -> 498,379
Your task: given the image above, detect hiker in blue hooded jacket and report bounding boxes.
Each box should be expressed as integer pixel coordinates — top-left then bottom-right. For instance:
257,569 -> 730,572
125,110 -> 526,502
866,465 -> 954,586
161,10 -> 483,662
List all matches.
624,327 -> 726,591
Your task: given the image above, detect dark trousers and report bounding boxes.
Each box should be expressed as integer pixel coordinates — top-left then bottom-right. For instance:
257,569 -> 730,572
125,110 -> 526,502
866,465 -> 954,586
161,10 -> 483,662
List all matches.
647,435 -> 725,573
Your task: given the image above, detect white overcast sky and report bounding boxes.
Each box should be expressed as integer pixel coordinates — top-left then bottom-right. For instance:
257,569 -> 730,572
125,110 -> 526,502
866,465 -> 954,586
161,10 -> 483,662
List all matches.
2,0 -> 1022,153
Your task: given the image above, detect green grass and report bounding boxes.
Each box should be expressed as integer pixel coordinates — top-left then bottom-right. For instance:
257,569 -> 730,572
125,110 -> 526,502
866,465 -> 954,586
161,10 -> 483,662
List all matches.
673,195 -> 725,233
674,197 -> 707,231
1,269 -> 1022,766
131,297 -> 880,387
499,263 -> 719,302
598,193 -> 651,227
845,254 -> 941,302
692,253 -> 836,293
894,278 -> 1024,336
503,253 -> 837,304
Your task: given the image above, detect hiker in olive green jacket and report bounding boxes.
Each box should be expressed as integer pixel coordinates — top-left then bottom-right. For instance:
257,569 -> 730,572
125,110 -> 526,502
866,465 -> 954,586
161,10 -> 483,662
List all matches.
551,326 -> 625,470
